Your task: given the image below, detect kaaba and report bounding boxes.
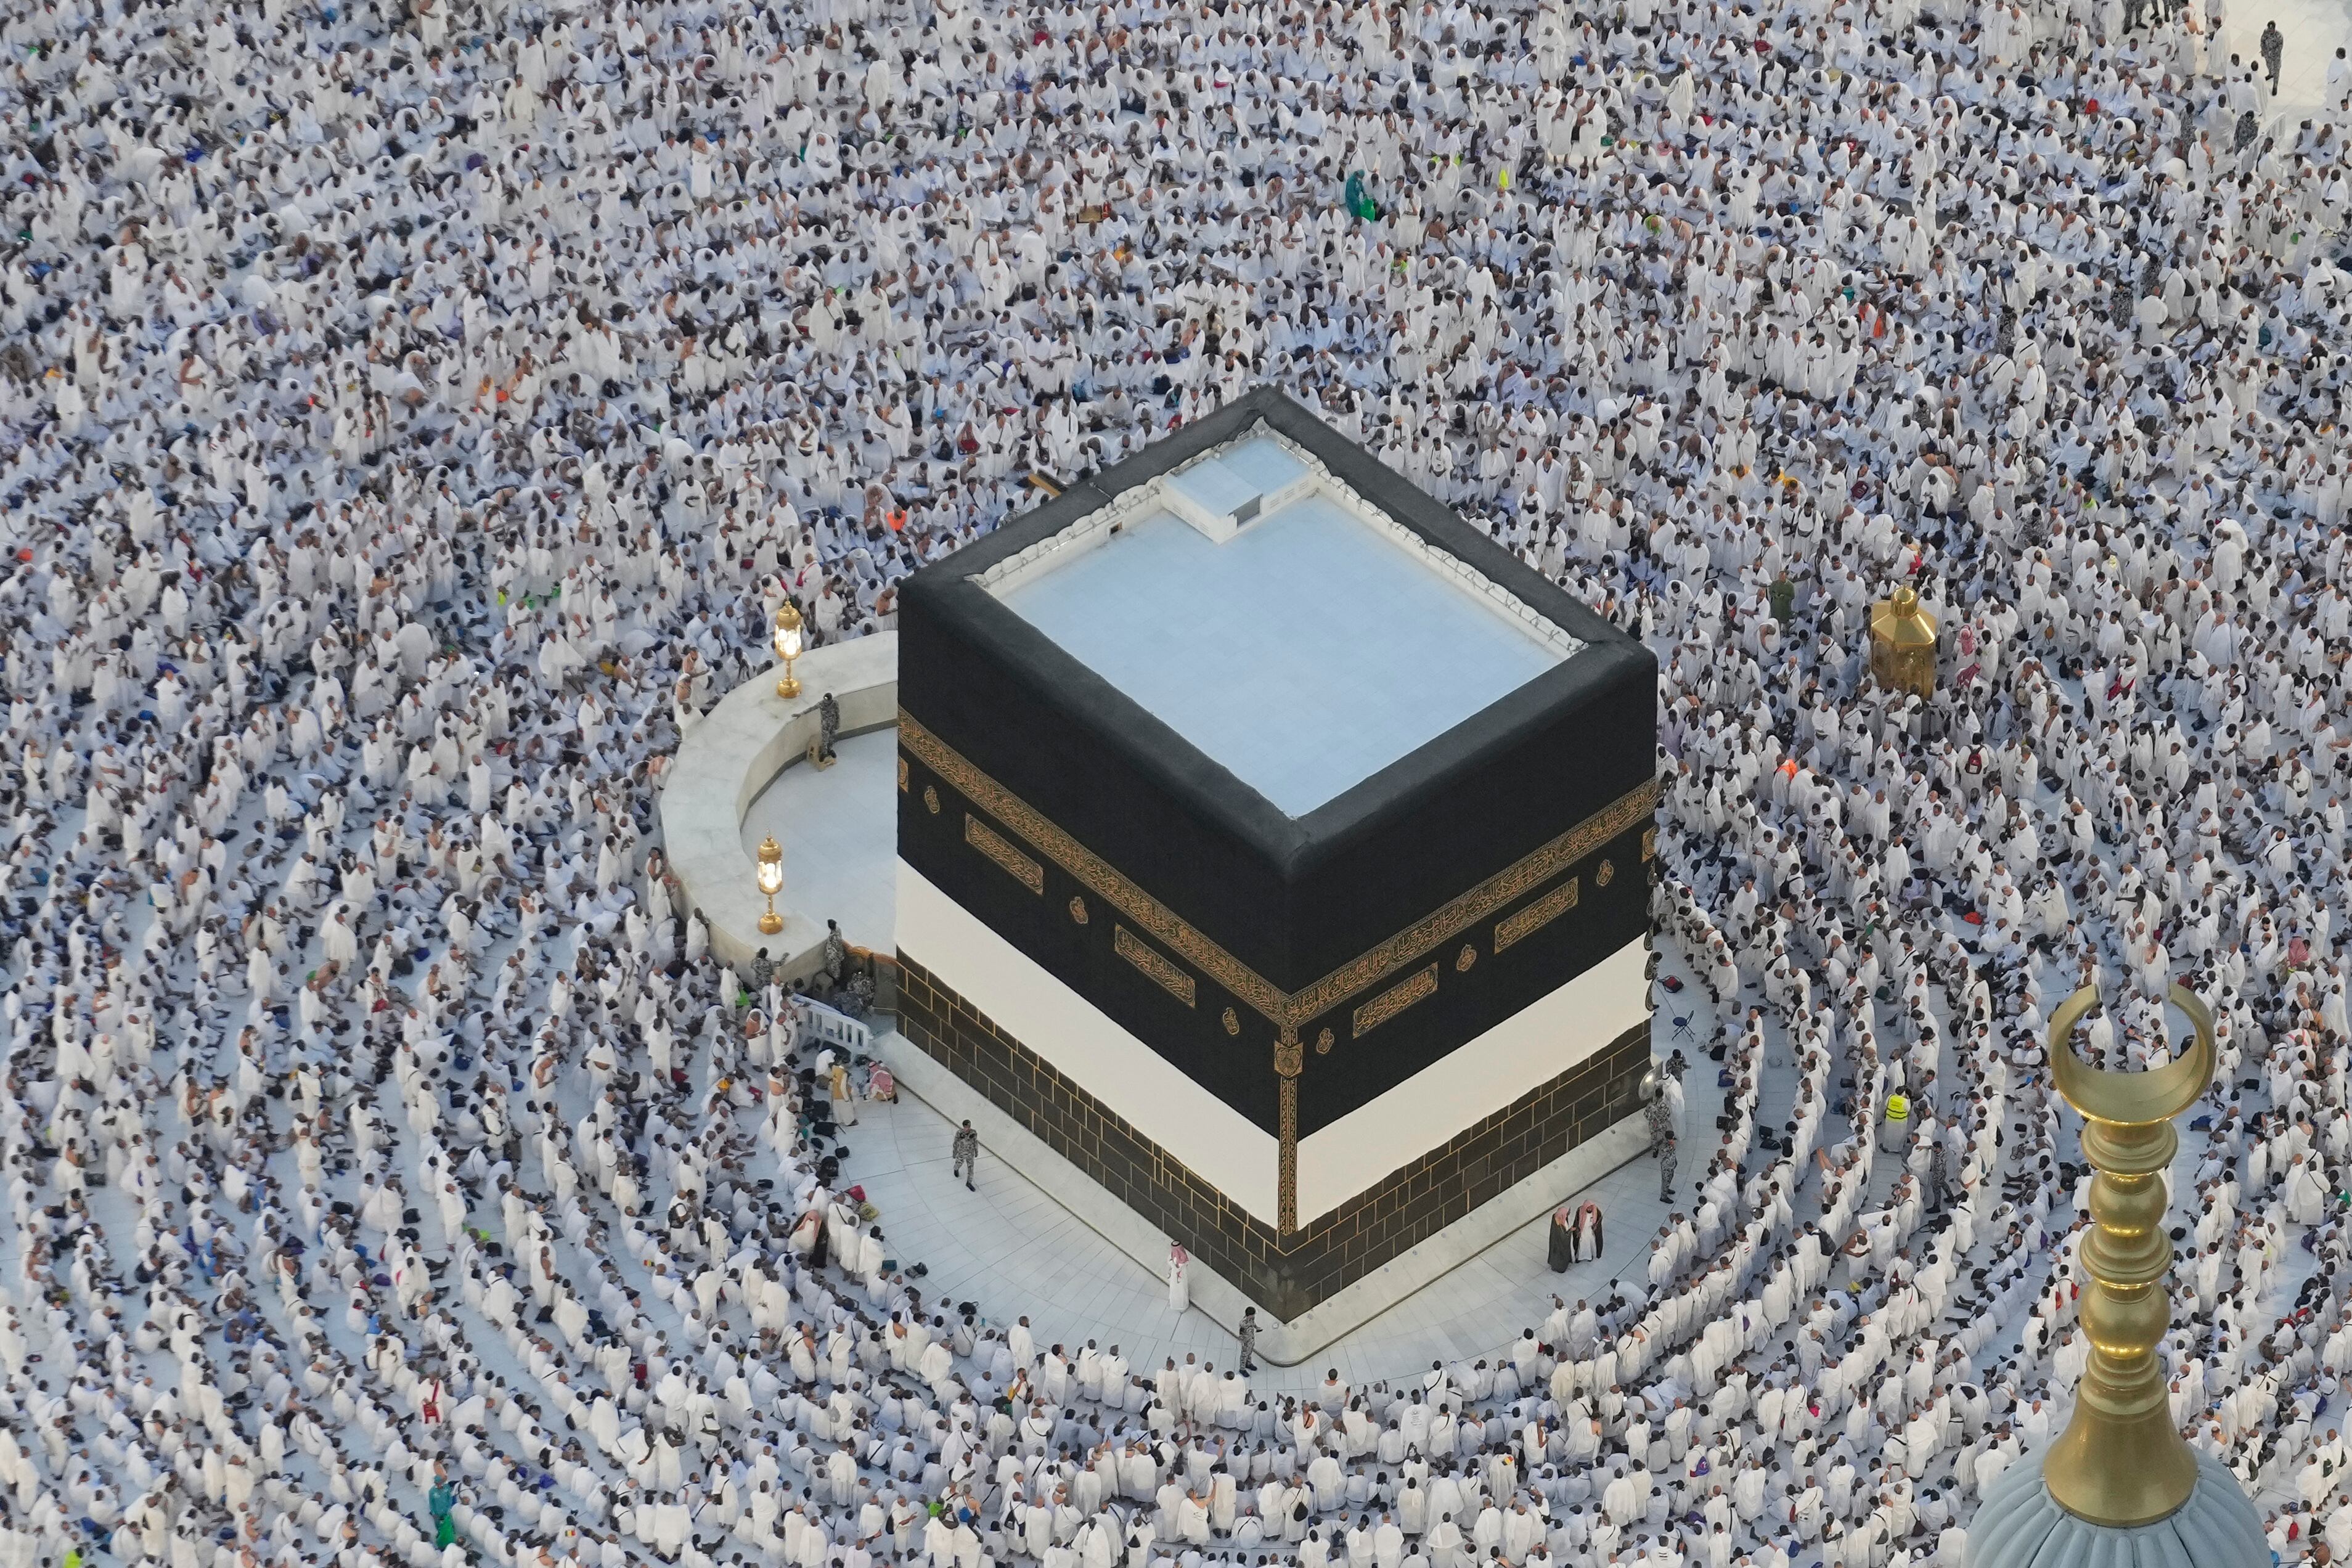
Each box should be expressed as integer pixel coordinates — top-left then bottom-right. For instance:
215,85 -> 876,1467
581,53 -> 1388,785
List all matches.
894,386 -> 1657,1323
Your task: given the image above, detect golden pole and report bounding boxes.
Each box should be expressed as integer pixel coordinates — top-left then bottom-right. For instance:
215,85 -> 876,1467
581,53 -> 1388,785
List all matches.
2038,979 -> 2214,1527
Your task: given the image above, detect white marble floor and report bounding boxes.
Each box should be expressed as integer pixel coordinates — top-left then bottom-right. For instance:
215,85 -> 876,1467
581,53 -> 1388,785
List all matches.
835,947 -> 1726,1394
739,728 -> 900,953
740,716 -> 1734,1387
2223,0 -> 2352,113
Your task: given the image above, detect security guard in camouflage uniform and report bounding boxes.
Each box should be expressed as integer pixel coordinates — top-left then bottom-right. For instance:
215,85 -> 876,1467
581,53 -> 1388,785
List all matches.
1645,1093 -> 1678,1201
952,1120 -> 980,1190
1927,1118 -> 1954,1208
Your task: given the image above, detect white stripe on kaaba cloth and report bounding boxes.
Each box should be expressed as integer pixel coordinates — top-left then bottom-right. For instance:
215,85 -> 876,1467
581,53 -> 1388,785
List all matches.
897,859 -> 1283,1227
1294,937 -> 1648,1228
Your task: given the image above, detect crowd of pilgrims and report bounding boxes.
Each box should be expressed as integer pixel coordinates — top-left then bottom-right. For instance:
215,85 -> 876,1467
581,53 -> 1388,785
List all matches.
7,0 -> 2352,1552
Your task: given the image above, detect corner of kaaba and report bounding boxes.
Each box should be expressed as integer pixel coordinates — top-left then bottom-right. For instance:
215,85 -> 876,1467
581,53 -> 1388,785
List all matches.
892,385 -> 1657,1325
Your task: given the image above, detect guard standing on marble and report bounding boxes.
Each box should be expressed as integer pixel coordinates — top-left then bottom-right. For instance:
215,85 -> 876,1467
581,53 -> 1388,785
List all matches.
1926,1117 -> 1954,1209
1646,1094 -> 1677,1201
1237,1307 -> 1259,1373
952,1119 -> 980,1191
2261,18 -> 2284,86
819,919 -> 849,993
1643,1063 -> 1680,1201
811,692 -> 841,769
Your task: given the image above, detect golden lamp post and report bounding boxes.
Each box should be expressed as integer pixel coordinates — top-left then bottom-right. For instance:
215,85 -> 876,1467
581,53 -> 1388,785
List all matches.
773,600 -> 804,700
1867,584 -> 1938,699
2039,980 -> 2213,1527
755,836 -> 785,936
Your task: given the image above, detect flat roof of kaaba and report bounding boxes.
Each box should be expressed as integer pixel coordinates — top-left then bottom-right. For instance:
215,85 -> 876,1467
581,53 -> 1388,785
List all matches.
902,387 -> 1653,895
981,430 -> 1582,817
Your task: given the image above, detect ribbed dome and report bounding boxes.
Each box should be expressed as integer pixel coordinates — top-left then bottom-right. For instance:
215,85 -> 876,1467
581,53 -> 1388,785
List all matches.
1967,1451 -> 2267,1568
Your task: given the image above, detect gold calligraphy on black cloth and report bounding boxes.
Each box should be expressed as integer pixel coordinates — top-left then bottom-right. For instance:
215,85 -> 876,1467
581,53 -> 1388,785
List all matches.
904,711 -> 1655,1233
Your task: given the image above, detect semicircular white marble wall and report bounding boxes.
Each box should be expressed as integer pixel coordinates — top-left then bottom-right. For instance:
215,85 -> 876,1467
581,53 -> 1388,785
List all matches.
658,631 -> 897,977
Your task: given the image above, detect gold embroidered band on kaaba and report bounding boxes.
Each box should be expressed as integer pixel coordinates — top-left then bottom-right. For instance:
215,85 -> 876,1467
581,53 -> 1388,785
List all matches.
904,712 -> 1656,1038
1495,876 -> 1578,954
965,814 -> 1044,894
1353,963 -> 1437,1039
1116,926 -> 1196,1007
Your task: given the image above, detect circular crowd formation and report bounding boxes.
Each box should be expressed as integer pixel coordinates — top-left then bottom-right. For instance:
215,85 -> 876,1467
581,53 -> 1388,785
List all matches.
2,0 -> 2352,1563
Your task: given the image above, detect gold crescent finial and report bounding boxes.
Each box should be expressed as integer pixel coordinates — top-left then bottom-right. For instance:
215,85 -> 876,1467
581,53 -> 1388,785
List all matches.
2040,978 -> 2214,1527
2048,982 -> 2215,1129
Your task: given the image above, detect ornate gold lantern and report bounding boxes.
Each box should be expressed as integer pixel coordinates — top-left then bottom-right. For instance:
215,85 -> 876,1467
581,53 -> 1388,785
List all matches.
755,836 -> 785,935
772,601 -> 804,699
1867,584 -> 1938,698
